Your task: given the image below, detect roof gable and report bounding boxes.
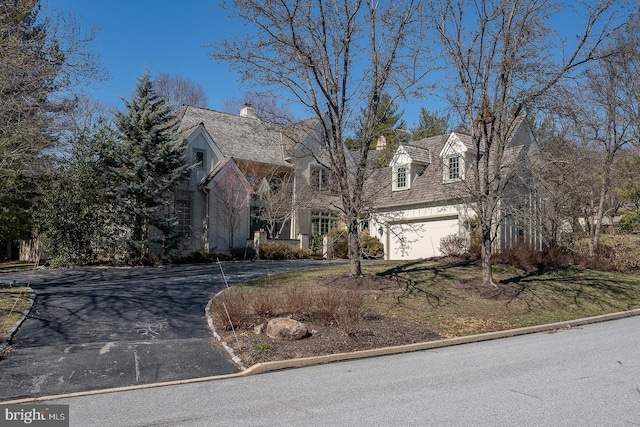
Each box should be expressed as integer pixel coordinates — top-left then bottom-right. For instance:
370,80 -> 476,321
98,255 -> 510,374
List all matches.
176,105 -> 291,167
200,157 -> 252,192
391,145 -> 432,167
185,123 -> 223,164
440,132 -> 470,158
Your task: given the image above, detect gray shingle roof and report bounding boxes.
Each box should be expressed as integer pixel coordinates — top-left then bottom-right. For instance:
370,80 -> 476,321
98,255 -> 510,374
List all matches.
369,134 -> 467,209
369,116 -> 533,210
402,144 -> 432,164
174,105 -> 293,167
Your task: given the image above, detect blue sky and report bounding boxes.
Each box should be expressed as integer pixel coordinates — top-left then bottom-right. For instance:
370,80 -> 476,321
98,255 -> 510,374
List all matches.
45,1 -> 612,129
47,1 -> 250,113
46,0 -> 432,126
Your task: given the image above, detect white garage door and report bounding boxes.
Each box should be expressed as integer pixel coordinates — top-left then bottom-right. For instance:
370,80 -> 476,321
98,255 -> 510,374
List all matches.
388,216 -> 459,260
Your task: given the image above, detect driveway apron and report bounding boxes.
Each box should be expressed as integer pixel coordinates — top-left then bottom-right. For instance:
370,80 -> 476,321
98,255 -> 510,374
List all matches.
0,261 -> 335,401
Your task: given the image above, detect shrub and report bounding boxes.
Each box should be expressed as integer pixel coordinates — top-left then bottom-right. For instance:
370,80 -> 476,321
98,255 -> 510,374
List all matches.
439,234 -> 469,257
492,245 -> 574,272
285,286 -> 316,319
180,250 -> 216,264
618,210 -> 640,233
209,289 -> 249,330
327,229 -> 348,259
313,288 -> 366,332
293,248 -> 310,259
315,288 -> 344,324
360,230 -> 384,259
230,246 -> 256,260
126,257 -> 160,266
251,288 -> 280,319
258,242 -> 295,260
309,234 -> 323,254
332,290 -> 366,334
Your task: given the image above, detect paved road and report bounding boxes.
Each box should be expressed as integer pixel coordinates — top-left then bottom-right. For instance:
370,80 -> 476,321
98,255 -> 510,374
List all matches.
35,315 -> 640,426
0,260 -> 338,401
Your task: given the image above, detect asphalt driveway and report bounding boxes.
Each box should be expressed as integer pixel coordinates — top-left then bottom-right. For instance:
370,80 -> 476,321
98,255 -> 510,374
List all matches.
0,260 -> 337,401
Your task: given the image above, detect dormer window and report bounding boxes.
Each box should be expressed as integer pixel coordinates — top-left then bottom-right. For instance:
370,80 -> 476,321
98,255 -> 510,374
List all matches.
440,132 -> 469,183
397,166 -> 407,187
448,156 -> 460,180
444,155 -> 463,182
393,165 -> 409,191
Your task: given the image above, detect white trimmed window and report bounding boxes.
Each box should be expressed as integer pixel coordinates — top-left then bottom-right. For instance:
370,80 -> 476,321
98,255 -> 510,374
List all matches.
444,155 -> 463,182
393,165 -> 409,191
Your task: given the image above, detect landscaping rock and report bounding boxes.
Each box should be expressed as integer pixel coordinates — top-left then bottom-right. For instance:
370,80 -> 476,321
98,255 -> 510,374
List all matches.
253,323 -> 265,335
266,317 -> 308,340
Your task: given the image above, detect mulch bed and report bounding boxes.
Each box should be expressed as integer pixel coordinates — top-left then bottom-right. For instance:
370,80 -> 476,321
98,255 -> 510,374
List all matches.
214,274 -> 441,367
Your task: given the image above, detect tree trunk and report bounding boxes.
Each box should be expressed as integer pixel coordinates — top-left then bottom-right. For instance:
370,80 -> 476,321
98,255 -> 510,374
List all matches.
347,217 -> 361,277
590,180 -> 608,258
481,225 -> 496,288
590,160 -> 612,258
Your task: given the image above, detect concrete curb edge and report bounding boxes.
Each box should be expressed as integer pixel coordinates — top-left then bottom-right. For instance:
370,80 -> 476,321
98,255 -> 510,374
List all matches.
246,307 -> 640,374
2,307 -> 639,405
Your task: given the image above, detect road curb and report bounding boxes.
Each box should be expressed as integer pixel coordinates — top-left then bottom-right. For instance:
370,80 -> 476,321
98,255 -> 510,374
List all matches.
242,307 -> 640,374
2,308 -> 639,405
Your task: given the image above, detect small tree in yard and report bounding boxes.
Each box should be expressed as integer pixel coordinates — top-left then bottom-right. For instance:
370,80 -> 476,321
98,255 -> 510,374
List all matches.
111,71 -> 190,259
252,171 -> 295,239
213,0 -> 431,276
212,162 -> 253,250
431,0 -> 626,287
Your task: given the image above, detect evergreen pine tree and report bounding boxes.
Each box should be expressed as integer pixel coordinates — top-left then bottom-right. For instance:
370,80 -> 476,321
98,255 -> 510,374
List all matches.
112,71 -> 189,259
369,93 -> 407,167
412,108 -> 450,139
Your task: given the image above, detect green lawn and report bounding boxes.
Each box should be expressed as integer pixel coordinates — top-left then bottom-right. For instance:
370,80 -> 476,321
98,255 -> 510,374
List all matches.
238,259 -> 640,338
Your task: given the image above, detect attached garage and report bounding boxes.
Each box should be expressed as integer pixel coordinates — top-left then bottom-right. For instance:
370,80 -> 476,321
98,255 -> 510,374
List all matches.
386,215 -> 460,260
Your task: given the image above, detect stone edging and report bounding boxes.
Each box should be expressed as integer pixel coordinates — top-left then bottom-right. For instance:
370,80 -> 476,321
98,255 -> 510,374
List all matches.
1,287 -> 36,354
205,288 -> 247,370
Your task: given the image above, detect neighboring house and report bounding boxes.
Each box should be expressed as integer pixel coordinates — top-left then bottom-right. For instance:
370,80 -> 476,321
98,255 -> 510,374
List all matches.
369,116 -> 540,260
168,104 -> 338,256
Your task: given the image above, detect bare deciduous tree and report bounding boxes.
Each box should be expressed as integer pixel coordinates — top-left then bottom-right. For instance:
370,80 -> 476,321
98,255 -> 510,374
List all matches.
431,0 -> 625,287
557,44 -> 637,257
252,172 -> 295,239
222,93 -> 298,126
212,0 -> 430,276
154,72 -> 208,112
212,162 -> 252,249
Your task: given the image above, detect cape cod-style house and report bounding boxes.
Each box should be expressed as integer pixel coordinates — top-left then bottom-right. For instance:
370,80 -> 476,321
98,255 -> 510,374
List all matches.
368,116 -> 540,260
